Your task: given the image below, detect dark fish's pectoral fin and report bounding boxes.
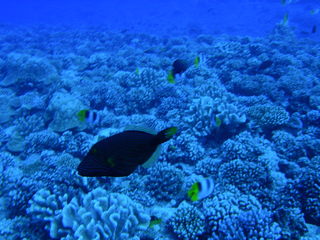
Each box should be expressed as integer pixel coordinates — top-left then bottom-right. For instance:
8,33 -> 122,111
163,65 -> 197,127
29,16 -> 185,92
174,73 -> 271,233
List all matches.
77,154 -> 137,177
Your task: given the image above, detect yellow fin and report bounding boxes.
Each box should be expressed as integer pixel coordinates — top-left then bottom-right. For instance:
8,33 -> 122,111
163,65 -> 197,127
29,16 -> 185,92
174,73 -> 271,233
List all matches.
142,145 -> 161,168
164,127 -> 178,139
194,56 -> 200,67
149,218 -> 162,228
215,116 -> 222,127
167,71 -> 175,84
77,109 -> 88,122
187,182 -> 199,202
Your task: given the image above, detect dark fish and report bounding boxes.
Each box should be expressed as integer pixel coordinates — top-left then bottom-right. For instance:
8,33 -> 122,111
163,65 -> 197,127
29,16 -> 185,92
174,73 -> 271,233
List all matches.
77,127 -> 178,177
167,59 -> 191,84
258,60 -> 273,70
172,59 -> 190,76
312,25 -> 317,34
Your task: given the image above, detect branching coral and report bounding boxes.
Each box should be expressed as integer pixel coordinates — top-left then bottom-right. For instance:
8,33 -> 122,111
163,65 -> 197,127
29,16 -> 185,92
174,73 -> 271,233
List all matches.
203,189 -> 281,240
146,162 -> 184,201
24,129 -> 60,154
220,131 -> 267,162
272,130 -> 306,160
167,132 -> 205,165
218,159 -> 268,193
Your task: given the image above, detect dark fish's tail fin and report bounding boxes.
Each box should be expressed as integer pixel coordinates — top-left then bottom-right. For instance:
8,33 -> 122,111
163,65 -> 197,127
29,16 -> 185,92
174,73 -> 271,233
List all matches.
156,127 -> 178,144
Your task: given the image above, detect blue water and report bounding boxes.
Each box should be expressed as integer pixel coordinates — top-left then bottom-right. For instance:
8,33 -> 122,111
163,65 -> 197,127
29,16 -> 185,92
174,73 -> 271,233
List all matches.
1,0 -> 319,37
1,0 -> 320,239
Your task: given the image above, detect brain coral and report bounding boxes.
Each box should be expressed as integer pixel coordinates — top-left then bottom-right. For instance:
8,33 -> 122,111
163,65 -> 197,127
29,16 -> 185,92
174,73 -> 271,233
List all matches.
62,188 -> 150,240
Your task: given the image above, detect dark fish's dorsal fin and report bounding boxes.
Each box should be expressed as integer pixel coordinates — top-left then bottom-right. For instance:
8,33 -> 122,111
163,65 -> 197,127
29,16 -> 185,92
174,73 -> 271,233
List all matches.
124,125 -> 157,135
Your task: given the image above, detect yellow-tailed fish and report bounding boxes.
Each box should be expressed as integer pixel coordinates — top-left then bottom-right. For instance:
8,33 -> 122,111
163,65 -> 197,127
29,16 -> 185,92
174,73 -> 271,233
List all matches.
149,216 -> 162,228
188,177 -> 214,202
194,56 -> 200,67
215,116 -> 222,127
77,127 -> 178,177
282,13 -> 289,26
167,70 -> 175,84
77,109 -> 100,125
310,8 -> 320,15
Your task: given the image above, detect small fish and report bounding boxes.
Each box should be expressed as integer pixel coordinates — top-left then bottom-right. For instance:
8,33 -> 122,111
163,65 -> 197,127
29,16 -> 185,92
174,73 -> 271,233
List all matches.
258,60 -> 273,70
77,110 -> 100,125
281,0 -> 298,5
167,70 -> 175,84
282,13 -> 289,26
211,115 -> 222,128
77,127 -> 178,177
194,56 -> 200,67
188,177 -> 214,202
312,25 -> 317,34
135,68 -> 140,75
149,216 -> 162,228
310,8 -> 320,15
167,59 -> 190,84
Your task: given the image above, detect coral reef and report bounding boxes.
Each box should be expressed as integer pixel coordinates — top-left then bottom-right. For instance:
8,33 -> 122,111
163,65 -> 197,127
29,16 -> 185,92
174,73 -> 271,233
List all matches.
1,22 -> 320,240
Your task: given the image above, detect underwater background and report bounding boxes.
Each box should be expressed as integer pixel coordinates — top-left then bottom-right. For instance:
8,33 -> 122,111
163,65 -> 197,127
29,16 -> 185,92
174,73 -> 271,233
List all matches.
1,0 -> 320,239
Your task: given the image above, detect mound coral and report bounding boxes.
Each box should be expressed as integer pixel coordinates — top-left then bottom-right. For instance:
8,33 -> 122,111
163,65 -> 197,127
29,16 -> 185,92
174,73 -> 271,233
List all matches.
247,104 -> 289,129
0,53 -> 59,90
47,91 -> 87,132
220,131 -> 267,162
218,159 -> 268,193
168,132 -> 205,165
168,201 -> 205,240
203,189 -> 281,240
